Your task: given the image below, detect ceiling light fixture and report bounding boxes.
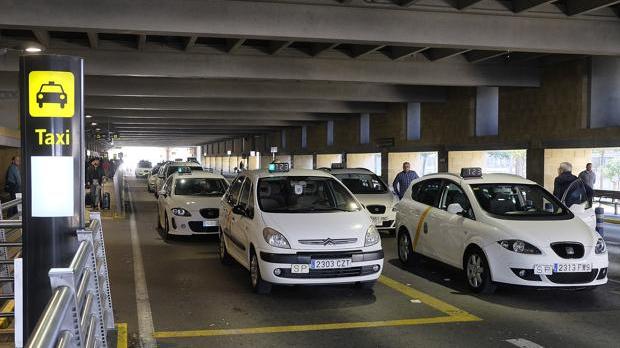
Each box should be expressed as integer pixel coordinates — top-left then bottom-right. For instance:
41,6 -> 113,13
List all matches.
25,47 -> 42,53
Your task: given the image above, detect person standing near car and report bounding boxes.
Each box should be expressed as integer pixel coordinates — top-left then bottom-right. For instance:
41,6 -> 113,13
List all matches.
553,162 -> 578,200
392,162 -> 419,199
4,156 -> 21,216
579,163 -> 596,205
86,158 -> 105,210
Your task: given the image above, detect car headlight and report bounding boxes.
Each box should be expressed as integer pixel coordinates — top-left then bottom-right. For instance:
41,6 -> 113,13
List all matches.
171,208 -> 191,217
498,240 -> 541,254
364,225 -> 381,247
595,238 -> 607,254
263,227 -> 291,249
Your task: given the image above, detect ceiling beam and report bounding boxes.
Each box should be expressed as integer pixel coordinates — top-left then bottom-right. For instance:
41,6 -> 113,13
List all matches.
93,118 -> 311,127
85,109 -> 348,121
397,0 -> 420,7
268,40 -> 294,55
0,0 -> 618,55
184,36 -> 197,51
87,31 -> 98,49
310,42 -> 339,57
84,96 -> 388,113
0,50 -> 540,87
225,38 -> 246,53
512,0 -> 557,13
349,44 -> 385,59
423,48 -> 471,61
32,30 -> 50,47
464,50 -> 508,63
385,46 -> 427,61
456,0 -> 485,10
564,0 -> 620,16
137,34 -> 146,50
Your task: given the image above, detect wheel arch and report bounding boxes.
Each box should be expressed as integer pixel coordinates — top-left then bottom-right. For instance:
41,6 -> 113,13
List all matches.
462,242 -> 494,281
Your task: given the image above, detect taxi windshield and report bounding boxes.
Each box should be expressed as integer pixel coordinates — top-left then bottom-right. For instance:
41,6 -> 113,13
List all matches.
333,173 -> 388,194
175,178 -> 228,196
258,176 -> 361,213
471,184 -> 572,220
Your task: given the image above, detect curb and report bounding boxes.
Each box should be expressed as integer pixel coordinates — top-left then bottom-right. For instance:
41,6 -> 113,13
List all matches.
604,218 -> 620,225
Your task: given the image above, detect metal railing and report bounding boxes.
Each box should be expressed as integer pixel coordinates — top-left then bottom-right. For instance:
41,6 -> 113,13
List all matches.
594,189 -> 620,215
0,196 -> 22,333
25,212 -> 114,348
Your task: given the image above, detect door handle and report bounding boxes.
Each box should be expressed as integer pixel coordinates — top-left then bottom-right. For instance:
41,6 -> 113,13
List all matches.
423,222 -> 429,234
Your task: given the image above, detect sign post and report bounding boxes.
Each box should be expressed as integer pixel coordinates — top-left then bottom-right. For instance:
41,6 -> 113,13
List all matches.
19,54 -> 84,339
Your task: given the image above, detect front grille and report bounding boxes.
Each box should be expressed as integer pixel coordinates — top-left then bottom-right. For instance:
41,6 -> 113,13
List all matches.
188,221 -> 219,233
551,242 -> 585,259
597,268 -> 608,280
366,205 -> 386,214
547,269 -> 598,284
199,208 -> 219,219
278,265 -> 380,279
299,238 -> 357,246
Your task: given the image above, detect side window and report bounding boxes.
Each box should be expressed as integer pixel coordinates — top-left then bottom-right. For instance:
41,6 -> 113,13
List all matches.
164,176 -> 174,194
440,182 -> 474,217
415,179 -> 443,207
226,177 -> 245,206
238,181 -> 252,209
410,182 -> 423,200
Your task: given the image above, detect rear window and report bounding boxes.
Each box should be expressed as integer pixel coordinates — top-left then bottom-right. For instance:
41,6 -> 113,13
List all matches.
412,179 -> 442,207
333,173 -> 388,194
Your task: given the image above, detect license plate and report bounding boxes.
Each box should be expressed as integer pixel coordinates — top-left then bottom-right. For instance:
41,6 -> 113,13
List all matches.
371,217 -> 385,226
203,220 -> 218,227
310,259 -> 352,270
534,263 -> 592,275
291,264 -> 309,274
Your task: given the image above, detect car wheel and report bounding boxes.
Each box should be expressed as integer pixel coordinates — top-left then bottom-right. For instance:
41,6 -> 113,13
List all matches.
464,249 -> 496,294
250,251 -> 272,294
219,231 -> 233,265
397,230 -> 415,267
357,280 -> 376,290
163,214 -> 171,241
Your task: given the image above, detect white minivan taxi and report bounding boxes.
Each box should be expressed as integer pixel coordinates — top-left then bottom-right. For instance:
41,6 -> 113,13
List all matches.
219,164 -> 384,294
157,169 -> 229,240
395,168 -> 608,293
330,168 -> 398,234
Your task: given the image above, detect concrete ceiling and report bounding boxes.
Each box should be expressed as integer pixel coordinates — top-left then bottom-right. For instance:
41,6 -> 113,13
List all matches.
0,0 -> 618,146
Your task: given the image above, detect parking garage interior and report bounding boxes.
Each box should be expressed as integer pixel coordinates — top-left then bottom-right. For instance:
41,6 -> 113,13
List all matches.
1,0 -> 620,347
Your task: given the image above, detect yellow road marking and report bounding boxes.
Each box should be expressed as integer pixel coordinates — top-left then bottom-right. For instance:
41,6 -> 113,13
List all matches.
412,207 -> 433,251
0,300 -> 15,328
116,323 -> 128,348
153,275 -> 481,339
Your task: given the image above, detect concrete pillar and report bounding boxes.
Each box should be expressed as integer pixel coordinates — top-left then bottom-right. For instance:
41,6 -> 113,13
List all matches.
438,147 -> 448,173
527,147 -> 545,186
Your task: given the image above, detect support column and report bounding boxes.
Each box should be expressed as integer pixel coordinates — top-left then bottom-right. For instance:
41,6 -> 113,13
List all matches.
527,146 -> 545,186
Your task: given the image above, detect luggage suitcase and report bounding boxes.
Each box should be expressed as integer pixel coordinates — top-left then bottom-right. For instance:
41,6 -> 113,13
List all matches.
102,192 -> 111,210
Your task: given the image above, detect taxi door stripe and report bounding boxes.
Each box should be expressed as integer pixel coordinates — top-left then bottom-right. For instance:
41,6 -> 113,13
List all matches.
412,207 -> 433,251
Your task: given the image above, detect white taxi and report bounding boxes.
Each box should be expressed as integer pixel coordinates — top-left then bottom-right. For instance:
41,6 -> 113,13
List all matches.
157,169 -> 229,240
395,168 -> 608,293
330,168 -> 398,234
155,161 -> 203,195
219,164 -> 384,294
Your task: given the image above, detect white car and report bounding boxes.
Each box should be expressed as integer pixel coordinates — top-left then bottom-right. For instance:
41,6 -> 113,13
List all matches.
218,165 -> 384,294
147,164 -> 163,192
330,168 -> 398,234
395,168 -> 608,293
135,160 -> 152,178
155,161 -> 203,195
157,170 -> 229,240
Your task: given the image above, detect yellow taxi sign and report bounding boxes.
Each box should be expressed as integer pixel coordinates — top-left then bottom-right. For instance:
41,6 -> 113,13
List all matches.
28,71 -> 75,117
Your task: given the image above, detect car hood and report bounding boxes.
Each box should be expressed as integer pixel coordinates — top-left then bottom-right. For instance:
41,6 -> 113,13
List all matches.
168,195 -> 222,211
260,210 -> 371,250
354,192 -> 398,208
487,216 -> 599,248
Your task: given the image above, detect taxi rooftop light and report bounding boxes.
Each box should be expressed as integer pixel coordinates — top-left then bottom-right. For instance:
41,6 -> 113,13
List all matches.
330,163 -> 345,169
268,162 -> 289,173
461,167 -> 482,178
177,166 -> 193,174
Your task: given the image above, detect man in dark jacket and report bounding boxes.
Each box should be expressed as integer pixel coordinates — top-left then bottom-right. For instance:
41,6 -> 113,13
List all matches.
86,158 -> 105,210
5,156 -> 21,216
553,162 -> 578,200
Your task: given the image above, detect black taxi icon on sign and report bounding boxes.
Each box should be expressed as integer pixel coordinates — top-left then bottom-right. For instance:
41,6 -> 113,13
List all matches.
36,81 -> 67,109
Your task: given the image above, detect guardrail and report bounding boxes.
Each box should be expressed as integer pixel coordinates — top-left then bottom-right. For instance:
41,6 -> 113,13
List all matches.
0,196 -> 22,335
594,189 -> 620,215
25,212 -> 114,348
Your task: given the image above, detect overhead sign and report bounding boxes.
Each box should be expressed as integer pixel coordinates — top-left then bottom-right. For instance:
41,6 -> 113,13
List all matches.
28,71 -> 75,117
270,146 -> 278,153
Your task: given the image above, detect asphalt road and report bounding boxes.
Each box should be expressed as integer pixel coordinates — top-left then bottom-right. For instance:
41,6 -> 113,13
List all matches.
105,177 -> 620,347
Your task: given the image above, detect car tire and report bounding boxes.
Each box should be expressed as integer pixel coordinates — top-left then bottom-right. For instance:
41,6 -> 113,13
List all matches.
397,230 -> 415,267
357,280 -> 376,290
219,231 -> 233,265
464,248 -> 496,294
163,214 -> 171,242
250,251 -> 272,294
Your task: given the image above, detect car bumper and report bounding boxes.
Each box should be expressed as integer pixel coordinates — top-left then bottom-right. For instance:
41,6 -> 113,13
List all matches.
370,211 -> 396,231
257,248 -> 384,285
168,216 -> 220,236
485,243 -> 608,287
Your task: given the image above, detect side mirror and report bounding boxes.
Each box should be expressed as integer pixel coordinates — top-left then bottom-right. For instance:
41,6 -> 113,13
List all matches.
232,205 -> 245,216
447,203 -> 464,215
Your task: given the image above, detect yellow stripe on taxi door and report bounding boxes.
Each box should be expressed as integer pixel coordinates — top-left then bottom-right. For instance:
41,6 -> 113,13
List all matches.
412,207 -> 432,251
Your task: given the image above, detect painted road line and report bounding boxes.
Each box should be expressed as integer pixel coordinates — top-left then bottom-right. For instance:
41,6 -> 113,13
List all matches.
128,189 -> 157,347
154,275 -> 481,339
116,323 -> 128,348
605,218 -> 620,225
413,207 -> 433,251
506,338 -> 544,348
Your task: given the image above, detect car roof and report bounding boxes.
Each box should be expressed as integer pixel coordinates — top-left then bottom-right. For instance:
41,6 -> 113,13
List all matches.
421,172 -> 536,186
165,161 -> 202,168
170,171 -> 225,180
328,168 -> 376,175
242,168 -> 335,179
